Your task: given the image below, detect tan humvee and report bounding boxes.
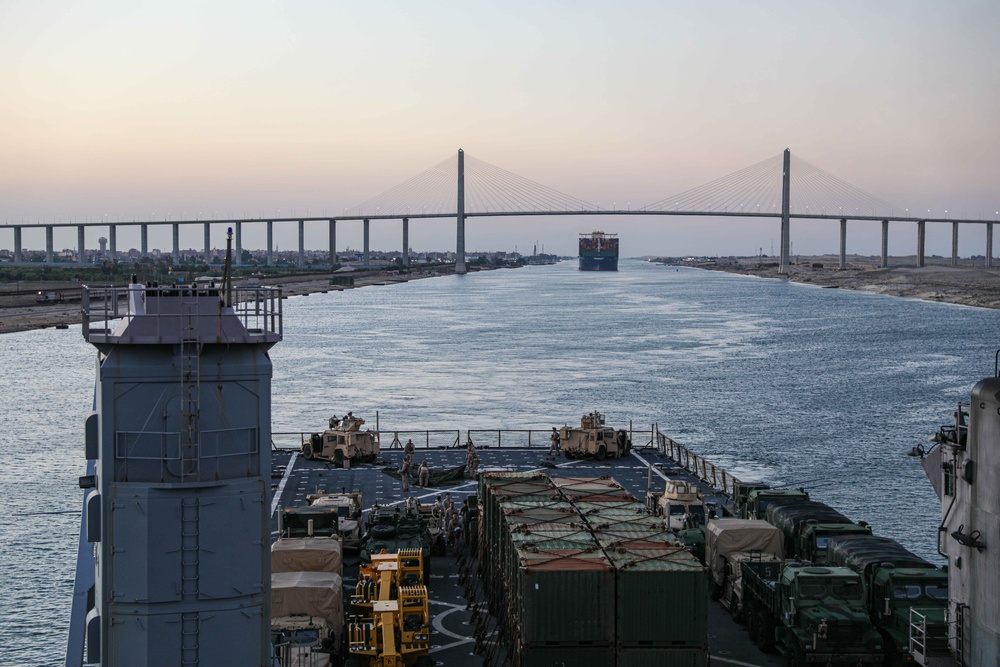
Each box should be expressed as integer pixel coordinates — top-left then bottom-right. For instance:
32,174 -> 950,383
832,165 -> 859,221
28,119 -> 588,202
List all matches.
646,478 -> 707,531
559,411 -> 631,460
301,415 -> 380,466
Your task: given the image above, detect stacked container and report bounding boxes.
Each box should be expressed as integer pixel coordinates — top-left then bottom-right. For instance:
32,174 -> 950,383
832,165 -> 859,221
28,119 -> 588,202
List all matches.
479,473 -> 708,667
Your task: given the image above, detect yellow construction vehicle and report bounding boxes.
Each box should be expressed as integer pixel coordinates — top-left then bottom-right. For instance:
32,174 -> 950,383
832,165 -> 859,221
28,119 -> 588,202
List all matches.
347,548 -> 433,667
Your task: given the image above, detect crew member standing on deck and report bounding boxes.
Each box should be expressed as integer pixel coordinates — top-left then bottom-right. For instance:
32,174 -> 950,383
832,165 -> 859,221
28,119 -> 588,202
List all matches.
399,457 -> 411,492
418,461 -> 430,487
549,427 -> 561,457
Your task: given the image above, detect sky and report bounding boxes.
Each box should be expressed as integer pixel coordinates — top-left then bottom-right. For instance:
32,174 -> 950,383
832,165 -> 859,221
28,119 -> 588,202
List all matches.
1,0 -> 999,258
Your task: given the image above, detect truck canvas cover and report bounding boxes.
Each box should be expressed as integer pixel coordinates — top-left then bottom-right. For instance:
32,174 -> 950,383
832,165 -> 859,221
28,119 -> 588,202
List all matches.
706,519 -> 784,584
271,537 -> 344,575
271,571 -> 345,638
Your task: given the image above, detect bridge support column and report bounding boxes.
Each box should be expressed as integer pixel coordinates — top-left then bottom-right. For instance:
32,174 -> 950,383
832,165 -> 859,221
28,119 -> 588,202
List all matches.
267,221 -> 273,266
172,223 -> 180,264
402,218 -> 409,267
363,219 -> 370,267
141,224 -> 148,259
778,149 -> 790,275
13,226 -> 22,263
78,225 -> 86,265
917,221 -> 926,267
839,219 -> 847,270
986,223 -> 993,269
298,220 -> 305,266
45,226 -> 53,263
456,148 -> 467,274
881,220 -> 889,268
235,222 -> 242,266
204,222 -> 212,264
951,222 -> 959,267
109,225 -> 117,262
329,220 -> 337,265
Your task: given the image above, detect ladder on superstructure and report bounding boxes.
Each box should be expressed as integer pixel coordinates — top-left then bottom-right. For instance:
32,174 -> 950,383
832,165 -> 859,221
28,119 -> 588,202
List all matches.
179,294 -> 201,481
179,293 -> 202,665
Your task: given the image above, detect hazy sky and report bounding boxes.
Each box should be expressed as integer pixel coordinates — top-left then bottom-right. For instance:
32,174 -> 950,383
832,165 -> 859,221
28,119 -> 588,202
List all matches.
2,1 -> 998,257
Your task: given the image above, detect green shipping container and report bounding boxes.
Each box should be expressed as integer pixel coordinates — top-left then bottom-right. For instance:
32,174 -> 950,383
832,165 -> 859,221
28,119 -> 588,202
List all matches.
513,549 -> 616,646
515,645 -> 615,667
616,647 -> 709,667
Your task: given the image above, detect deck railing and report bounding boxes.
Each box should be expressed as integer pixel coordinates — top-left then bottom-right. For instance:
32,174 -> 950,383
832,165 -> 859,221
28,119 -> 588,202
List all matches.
653,425 -> 742,498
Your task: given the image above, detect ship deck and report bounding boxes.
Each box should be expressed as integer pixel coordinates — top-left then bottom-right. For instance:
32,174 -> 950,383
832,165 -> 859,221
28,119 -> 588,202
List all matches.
269,443 -> 788,667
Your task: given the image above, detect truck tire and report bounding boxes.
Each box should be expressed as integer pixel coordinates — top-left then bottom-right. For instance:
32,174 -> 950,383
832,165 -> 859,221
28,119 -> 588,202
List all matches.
596,444 -> 607,460
730,593 -> 744,624
745,602 -> 758,642
756,612 -> 775,653
302,446 -> 313,460
709,580 -> 721,601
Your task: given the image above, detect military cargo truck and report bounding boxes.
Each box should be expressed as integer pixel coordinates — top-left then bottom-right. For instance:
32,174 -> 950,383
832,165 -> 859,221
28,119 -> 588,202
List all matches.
281,505 -> 340,538
742,488 -> 810,520
796,521 -> 872,564
307,491 -> 363,550
764,500 -> 852,557
827,535 -> 950,665
732,481 -> 770,519
559,411 -> 630,459
705,519 -> 784,621
301,414 -> 380,466
741,560 -> 883,665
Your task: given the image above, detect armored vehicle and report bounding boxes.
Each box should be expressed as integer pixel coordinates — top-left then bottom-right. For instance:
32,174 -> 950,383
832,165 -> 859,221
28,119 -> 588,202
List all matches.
301,414 -> 380,466
647,478 -> 707,530
559,411 -> 631,460
360,505 -> 437,580
741,560 -> 883,665
308,491 -> 364,550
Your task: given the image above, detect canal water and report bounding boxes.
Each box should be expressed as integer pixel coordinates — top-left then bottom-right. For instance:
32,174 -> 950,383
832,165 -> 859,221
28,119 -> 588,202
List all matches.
2,259 -> 997,665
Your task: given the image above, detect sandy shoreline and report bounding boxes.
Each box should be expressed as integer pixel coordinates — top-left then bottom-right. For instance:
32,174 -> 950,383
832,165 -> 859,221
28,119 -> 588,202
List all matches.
662,256 -> 1000,310
3,258 -> 999,335
0,265 -> 475,335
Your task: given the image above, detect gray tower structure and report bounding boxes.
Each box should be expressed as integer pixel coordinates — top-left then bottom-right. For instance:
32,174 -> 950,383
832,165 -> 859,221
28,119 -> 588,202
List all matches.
922,378 -> 1000,666
74,279 -> 282,666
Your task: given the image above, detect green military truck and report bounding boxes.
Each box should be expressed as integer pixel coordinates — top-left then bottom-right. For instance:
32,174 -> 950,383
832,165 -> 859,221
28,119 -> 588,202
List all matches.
827,535 -> 950,666
741,488 -> 810,520
796,521 -> 873,563
741,560 -> 883,666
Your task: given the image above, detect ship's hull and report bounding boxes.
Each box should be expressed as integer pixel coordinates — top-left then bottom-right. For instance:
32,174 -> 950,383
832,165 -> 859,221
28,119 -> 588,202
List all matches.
579,255 -> 619,271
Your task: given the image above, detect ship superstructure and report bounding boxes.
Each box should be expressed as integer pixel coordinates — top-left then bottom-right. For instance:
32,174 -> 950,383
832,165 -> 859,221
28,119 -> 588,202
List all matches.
922,380 -> 1000,665
578,231 -> 619,271
68,273 -> 282,666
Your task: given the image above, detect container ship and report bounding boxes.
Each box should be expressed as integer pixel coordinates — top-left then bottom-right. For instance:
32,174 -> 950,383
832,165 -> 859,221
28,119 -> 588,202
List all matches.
579,231 -> 619,271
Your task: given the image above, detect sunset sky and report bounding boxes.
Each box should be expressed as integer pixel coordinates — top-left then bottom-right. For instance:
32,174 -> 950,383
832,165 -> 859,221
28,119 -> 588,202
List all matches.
1,1 -> 998,257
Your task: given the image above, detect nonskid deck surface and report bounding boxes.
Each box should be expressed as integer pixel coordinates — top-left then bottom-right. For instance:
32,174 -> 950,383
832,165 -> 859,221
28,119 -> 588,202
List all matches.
269,446 -> 786,666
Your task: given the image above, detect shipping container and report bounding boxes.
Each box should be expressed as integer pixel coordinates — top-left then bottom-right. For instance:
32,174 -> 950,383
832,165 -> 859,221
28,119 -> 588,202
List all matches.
616,647 -> 709,667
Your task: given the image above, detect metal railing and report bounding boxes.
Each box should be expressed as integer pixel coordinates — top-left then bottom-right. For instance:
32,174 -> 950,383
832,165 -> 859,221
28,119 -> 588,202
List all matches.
274,428 -> 563,451
909,607 -> 952,664
81,284 -> 282,344
653,425 -> 742,498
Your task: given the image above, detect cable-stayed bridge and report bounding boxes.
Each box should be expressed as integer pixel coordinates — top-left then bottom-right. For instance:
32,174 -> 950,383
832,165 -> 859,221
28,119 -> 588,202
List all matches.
2,149 -> 996,273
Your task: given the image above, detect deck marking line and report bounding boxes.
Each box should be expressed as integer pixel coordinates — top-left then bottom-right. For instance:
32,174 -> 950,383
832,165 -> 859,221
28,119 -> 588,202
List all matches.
270,452 -> 298,517
708,656 -> 767,667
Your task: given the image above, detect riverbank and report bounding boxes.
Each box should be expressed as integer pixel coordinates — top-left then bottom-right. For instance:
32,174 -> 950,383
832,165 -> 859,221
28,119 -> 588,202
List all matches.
660,256 -> 1000,309
0,264 -> 487,334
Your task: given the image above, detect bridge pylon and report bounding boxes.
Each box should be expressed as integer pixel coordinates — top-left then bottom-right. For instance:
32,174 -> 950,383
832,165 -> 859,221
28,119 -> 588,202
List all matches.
456,148 -> 466,275
779,148 -> 791,274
